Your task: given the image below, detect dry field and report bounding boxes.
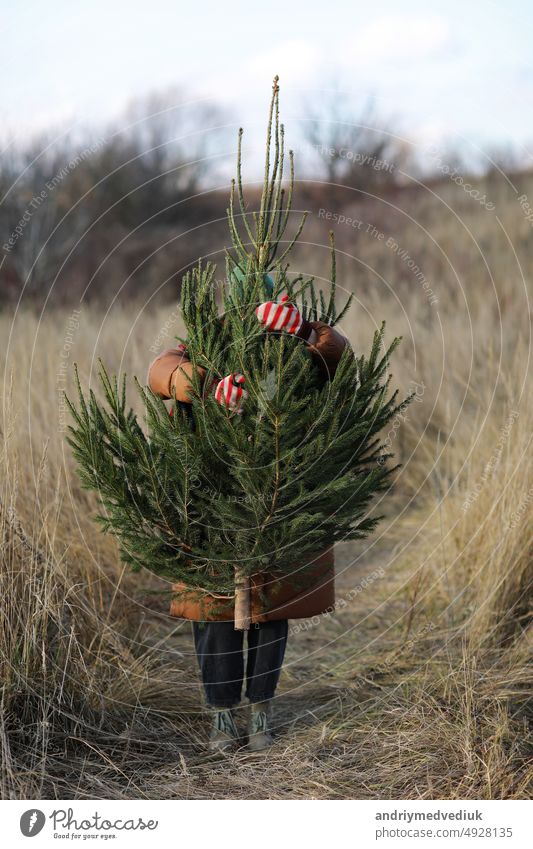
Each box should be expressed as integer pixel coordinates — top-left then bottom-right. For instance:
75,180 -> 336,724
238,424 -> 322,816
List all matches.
0,167 -> 531,799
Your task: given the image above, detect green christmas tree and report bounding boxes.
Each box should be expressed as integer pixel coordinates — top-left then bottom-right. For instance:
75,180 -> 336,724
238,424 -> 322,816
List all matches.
66,77 -> 410,628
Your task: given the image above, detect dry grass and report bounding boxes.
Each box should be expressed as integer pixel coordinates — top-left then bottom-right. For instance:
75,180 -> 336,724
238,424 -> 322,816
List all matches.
0,169 -> 531,799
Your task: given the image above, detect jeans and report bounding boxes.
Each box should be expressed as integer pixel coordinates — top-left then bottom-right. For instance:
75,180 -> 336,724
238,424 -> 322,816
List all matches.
192,620 -> 288,708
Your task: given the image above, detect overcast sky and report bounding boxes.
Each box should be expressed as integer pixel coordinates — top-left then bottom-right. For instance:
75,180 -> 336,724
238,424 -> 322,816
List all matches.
2,0 -> 533,168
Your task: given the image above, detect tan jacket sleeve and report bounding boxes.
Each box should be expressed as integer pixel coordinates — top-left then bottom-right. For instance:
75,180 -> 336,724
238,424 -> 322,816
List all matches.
147,348 -> 207,403
308,321 -> 351,378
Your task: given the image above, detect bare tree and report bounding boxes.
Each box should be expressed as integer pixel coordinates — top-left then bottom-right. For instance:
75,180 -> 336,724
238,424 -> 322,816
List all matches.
0,135 -> 91,296
122,88 -> 230,190
301,87 -> 410,192
0,89 -> 232,304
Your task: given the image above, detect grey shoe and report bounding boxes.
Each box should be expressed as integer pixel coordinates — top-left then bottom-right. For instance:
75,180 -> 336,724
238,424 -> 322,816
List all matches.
248,701 -> 274,751
208,708 -> 239,752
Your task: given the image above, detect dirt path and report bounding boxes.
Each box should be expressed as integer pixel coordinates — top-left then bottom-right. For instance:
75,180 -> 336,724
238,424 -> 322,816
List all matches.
130,537 -> 413,799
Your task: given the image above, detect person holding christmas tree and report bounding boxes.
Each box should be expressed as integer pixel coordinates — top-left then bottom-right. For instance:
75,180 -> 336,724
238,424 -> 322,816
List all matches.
67,78 -> 408,757
147,284 -> 351,752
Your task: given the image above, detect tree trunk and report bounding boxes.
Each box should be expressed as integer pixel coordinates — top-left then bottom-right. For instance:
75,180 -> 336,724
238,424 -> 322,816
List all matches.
234,568 -> 251,630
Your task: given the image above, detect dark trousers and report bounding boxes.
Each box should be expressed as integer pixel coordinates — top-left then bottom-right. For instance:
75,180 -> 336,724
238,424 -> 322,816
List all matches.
192,620 -> 288,708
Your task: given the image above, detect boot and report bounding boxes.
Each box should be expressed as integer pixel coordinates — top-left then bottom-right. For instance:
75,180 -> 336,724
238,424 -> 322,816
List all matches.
208,708 -> 239,752
248,700 -> 274,751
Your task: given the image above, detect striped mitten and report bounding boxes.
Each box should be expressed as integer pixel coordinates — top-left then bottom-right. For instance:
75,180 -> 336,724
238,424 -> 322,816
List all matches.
214,373 -> 247,413
255,295 -> 312,339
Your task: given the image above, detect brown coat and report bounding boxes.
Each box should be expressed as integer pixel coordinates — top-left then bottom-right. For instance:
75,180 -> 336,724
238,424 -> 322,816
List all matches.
147,320 -> 350,622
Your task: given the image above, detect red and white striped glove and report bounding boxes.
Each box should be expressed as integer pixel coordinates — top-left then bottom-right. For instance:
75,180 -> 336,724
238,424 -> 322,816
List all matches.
255,295 -> 312,339
214,373 -> 248,413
